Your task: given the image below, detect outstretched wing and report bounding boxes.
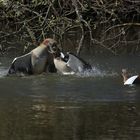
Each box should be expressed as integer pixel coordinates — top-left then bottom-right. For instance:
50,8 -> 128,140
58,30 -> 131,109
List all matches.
8,53 -> 32,74
124,75 -> 139,85
66,53 -> 85,72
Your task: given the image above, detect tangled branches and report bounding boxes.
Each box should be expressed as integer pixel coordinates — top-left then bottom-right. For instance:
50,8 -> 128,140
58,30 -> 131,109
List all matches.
0,0 -> 140,55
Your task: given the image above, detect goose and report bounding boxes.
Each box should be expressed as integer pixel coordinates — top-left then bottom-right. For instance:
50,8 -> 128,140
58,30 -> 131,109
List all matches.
122,69 -> 140,85
54,52 -> 91,74
8,38 -> 61,75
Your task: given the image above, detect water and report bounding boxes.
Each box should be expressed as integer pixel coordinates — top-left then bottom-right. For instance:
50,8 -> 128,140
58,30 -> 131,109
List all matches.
0,55 -> 140,140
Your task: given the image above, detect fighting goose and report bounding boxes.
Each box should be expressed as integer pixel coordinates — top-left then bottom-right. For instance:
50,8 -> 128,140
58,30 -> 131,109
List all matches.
54,52 -> 91,74
8,38 -> 60,75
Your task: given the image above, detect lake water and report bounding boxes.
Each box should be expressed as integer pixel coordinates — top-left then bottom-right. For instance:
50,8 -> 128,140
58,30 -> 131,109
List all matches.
0,54 -> 140,140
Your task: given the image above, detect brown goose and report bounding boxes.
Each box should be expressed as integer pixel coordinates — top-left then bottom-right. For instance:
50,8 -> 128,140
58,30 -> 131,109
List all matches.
8,38 -> 61,75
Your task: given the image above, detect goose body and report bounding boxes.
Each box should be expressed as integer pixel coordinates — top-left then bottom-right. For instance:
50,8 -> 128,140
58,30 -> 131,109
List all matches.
8,38 -> 60,75
67,53 -> 85,73
54,57 -> 74,75
54,52 -> 91,74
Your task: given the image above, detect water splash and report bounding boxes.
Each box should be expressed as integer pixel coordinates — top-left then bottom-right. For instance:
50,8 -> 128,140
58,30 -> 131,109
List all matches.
76,66 -> 118,78
0,64 -> 118,78
0,66 -> 8,78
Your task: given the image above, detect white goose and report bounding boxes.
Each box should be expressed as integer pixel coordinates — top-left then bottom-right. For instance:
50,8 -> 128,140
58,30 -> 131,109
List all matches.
122,69 -> 140,85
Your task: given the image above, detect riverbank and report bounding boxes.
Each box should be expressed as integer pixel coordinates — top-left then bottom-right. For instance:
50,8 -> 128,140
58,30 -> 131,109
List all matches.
0,0 -> 140,55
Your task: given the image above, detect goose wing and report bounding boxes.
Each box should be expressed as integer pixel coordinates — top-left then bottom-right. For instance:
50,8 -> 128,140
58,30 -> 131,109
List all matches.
124,75 -> 139,85
67,53 -> 84,72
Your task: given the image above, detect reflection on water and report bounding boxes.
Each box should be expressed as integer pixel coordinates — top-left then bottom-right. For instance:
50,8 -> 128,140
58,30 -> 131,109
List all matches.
0,55 -> 140,139
0,98 -> 140,140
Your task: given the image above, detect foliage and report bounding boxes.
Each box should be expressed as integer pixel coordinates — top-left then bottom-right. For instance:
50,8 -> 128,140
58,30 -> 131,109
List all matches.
0,0 -> 140,55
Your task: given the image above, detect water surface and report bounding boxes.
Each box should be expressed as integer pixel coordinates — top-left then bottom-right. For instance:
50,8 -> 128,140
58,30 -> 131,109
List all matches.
0,55 -> 140,140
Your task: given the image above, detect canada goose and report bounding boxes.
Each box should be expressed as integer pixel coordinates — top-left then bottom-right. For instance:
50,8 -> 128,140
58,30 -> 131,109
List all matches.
54,52 -> 91,74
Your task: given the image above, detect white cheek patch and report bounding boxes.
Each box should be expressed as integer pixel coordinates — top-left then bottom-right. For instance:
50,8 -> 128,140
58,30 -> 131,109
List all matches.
60,52 -> 65,58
